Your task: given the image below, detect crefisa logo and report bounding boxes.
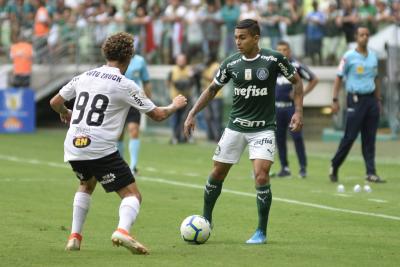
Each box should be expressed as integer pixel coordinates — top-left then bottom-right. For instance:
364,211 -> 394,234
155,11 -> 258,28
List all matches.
73,136 -> 91,148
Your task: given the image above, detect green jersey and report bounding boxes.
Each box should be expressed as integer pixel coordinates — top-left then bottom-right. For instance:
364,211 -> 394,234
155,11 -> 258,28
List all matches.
214,48 -> 296,133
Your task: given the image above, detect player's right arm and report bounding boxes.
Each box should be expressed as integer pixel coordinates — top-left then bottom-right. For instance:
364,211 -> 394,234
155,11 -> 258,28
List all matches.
49,76 -> 80,124
184,81 -> 223,138
184,58 -> 229,138
332,54 -> 348,113
146,95 -> 188,121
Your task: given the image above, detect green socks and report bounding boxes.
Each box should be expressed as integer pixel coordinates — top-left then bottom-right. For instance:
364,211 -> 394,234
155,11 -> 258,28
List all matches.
256,184 -> 272,235
203,177 -> 223,223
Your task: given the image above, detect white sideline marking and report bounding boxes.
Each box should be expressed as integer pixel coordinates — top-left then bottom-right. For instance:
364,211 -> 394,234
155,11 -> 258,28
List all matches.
334,193 -> 352,197
368,199 -> 388,203
1,154 -> 399,221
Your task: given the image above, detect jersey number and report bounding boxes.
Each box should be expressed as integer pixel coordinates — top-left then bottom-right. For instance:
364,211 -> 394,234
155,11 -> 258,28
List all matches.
72,92 -> 109,126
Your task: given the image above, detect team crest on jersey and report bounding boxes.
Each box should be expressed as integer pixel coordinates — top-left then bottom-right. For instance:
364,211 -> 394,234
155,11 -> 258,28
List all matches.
73,136 -> 91,148
256,68 -> 269,80
245,69 -> 252,80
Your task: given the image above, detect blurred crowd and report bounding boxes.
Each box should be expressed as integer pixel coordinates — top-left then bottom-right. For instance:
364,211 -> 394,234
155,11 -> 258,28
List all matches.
1,0 -> 400,67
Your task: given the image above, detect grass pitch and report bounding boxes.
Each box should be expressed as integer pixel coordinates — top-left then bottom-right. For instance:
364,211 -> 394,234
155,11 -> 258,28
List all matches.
0,129 -> 399,267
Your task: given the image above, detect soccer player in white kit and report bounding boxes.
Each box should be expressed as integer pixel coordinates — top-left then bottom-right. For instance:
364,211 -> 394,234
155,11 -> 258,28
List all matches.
50,32 -> 187,255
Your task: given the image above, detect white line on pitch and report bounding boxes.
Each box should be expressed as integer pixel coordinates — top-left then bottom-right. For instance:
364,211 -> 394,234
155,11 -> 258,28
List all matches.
0,154 -> 399,221
368,199 -> 388,203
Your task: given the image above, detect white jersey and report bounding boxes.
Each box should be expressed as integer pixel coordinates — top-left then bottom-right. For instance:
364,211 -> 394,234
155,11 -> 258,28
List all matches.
59,65 -> 156,161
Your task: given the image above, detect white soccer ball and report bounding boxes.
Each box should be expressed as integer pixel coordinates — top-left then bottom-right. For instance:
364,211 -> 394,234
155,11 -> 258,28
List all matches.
180,215 -> 211,244
363,184 -> 372,193
353,184 -> 362,193
337,184 -> 345,193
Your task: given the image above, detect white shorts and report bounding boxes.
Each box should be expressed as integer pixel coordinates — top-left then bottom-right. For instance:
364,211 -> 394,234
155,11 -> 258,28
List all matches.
212,128 -> 275,164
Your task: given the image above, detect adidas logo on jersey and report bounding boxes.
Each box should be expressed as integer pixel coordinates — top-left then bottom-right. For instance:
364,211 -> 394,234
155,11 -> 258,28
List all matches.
234,86 -> 268,99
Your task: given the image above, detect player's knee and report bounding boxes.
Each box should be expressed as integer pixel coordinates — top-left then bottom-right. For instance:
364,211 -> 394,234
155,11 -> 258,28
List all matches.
128,124 -> 140,138
211,167 -> 228,181
254,171 -> 269,185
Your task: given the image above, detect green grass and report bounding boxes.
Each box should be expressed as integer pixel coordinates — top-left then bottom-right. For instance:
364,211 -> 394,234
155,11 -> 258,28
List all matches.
0,129 -> 399,267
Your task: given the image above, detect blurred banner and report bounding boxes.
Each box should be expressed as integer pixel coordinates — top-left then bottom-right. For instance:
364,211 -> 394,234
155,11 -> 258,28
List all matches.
0,88 -> 35,133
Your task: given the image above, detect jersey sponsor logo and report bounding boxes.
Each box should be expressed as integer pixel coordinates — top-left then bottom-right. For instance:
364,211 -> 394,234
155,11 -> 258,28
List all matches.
245,69 -> 252,80
256,68 -> 269,80
100,173 -> 116,185
128,91 -> 145,106
233,118 -> 266,128
278,62 -> 290,77
234,86 -> 268,99
73,136 -> 91,148
227,58 -> 242,67
260,55 -> 278,62
254,137 -> 273,146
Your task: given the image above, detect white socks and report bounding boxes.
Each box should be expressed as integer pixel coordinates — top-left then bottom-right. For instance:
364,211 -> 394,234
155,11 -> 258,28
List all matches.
117,196 -> 140,232
71,192 -> 91,235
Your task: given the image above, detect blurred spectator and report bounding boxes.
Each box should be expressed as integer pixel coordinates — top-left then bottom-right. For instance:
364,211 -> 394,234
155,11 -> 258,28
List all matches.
283,0 -> 305,59
167,54 -> 194,144
0,0 -> 8,54
8,0 -> 35,43
185,0 -> 204,63
149,3 -> 164,64
164,0 -> 187,63
239,0 -> 260,21
358,0 -> 377,34
393,0 -> 400,22
260,0 -> 288,50
201,53 -> 223,142
106,4 -> 124,36
305,0 -> 325,65
376,0 -> 395,31
221,0 -> 240,57
65,0 -> 84,10
337,0 -> 358,44
201,1 -> 223,59
33,0 -> 51,63
10,32 -> 33,88
323,0 -> 342,65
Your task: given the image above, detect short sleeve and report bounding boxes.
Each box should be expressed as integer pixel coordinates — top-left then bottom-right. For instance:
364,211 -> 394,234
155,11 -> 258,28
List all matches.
298,63 -> 315,82
337,54 -> 348,77
123,80 -> 156,113
277,54 -> 296,80
213,59 -> 231,86
59,76 -> 80,101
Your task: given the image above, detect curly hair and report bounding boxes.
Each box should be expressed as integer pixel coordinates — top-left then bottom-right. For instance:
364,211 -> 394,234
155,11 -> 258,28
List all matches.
102,32 -> 134,62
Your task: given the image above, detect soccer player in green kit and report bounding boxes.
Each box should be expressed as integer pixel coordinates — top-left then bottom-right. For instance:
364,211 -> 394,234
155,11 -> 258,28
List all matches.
184,19 -> 304,244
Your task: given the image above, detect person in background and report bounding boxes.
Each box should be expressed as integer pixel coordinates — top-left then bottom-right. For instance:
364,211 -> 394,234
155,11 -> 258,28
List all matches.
167,53 -> 194,144
275,40 -> 318,178
118,53 -> 152,175
330,27 -> 385,184
221,0 -> 240,57
201,53 -> 223,142
10,32 -> 33,88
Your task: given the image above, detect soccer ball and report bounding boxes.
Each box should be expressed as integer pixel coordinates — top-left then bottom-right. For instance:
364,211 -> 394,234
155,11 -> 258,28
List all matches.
180,215 -> 211,244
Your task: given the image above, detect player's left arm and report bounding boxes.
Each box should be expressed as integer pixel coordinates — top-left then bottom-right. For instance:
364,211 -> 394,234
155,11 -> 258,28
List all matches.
288,73 -> 304,132
279,54 -> 304,132
299,64 -> 319,96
